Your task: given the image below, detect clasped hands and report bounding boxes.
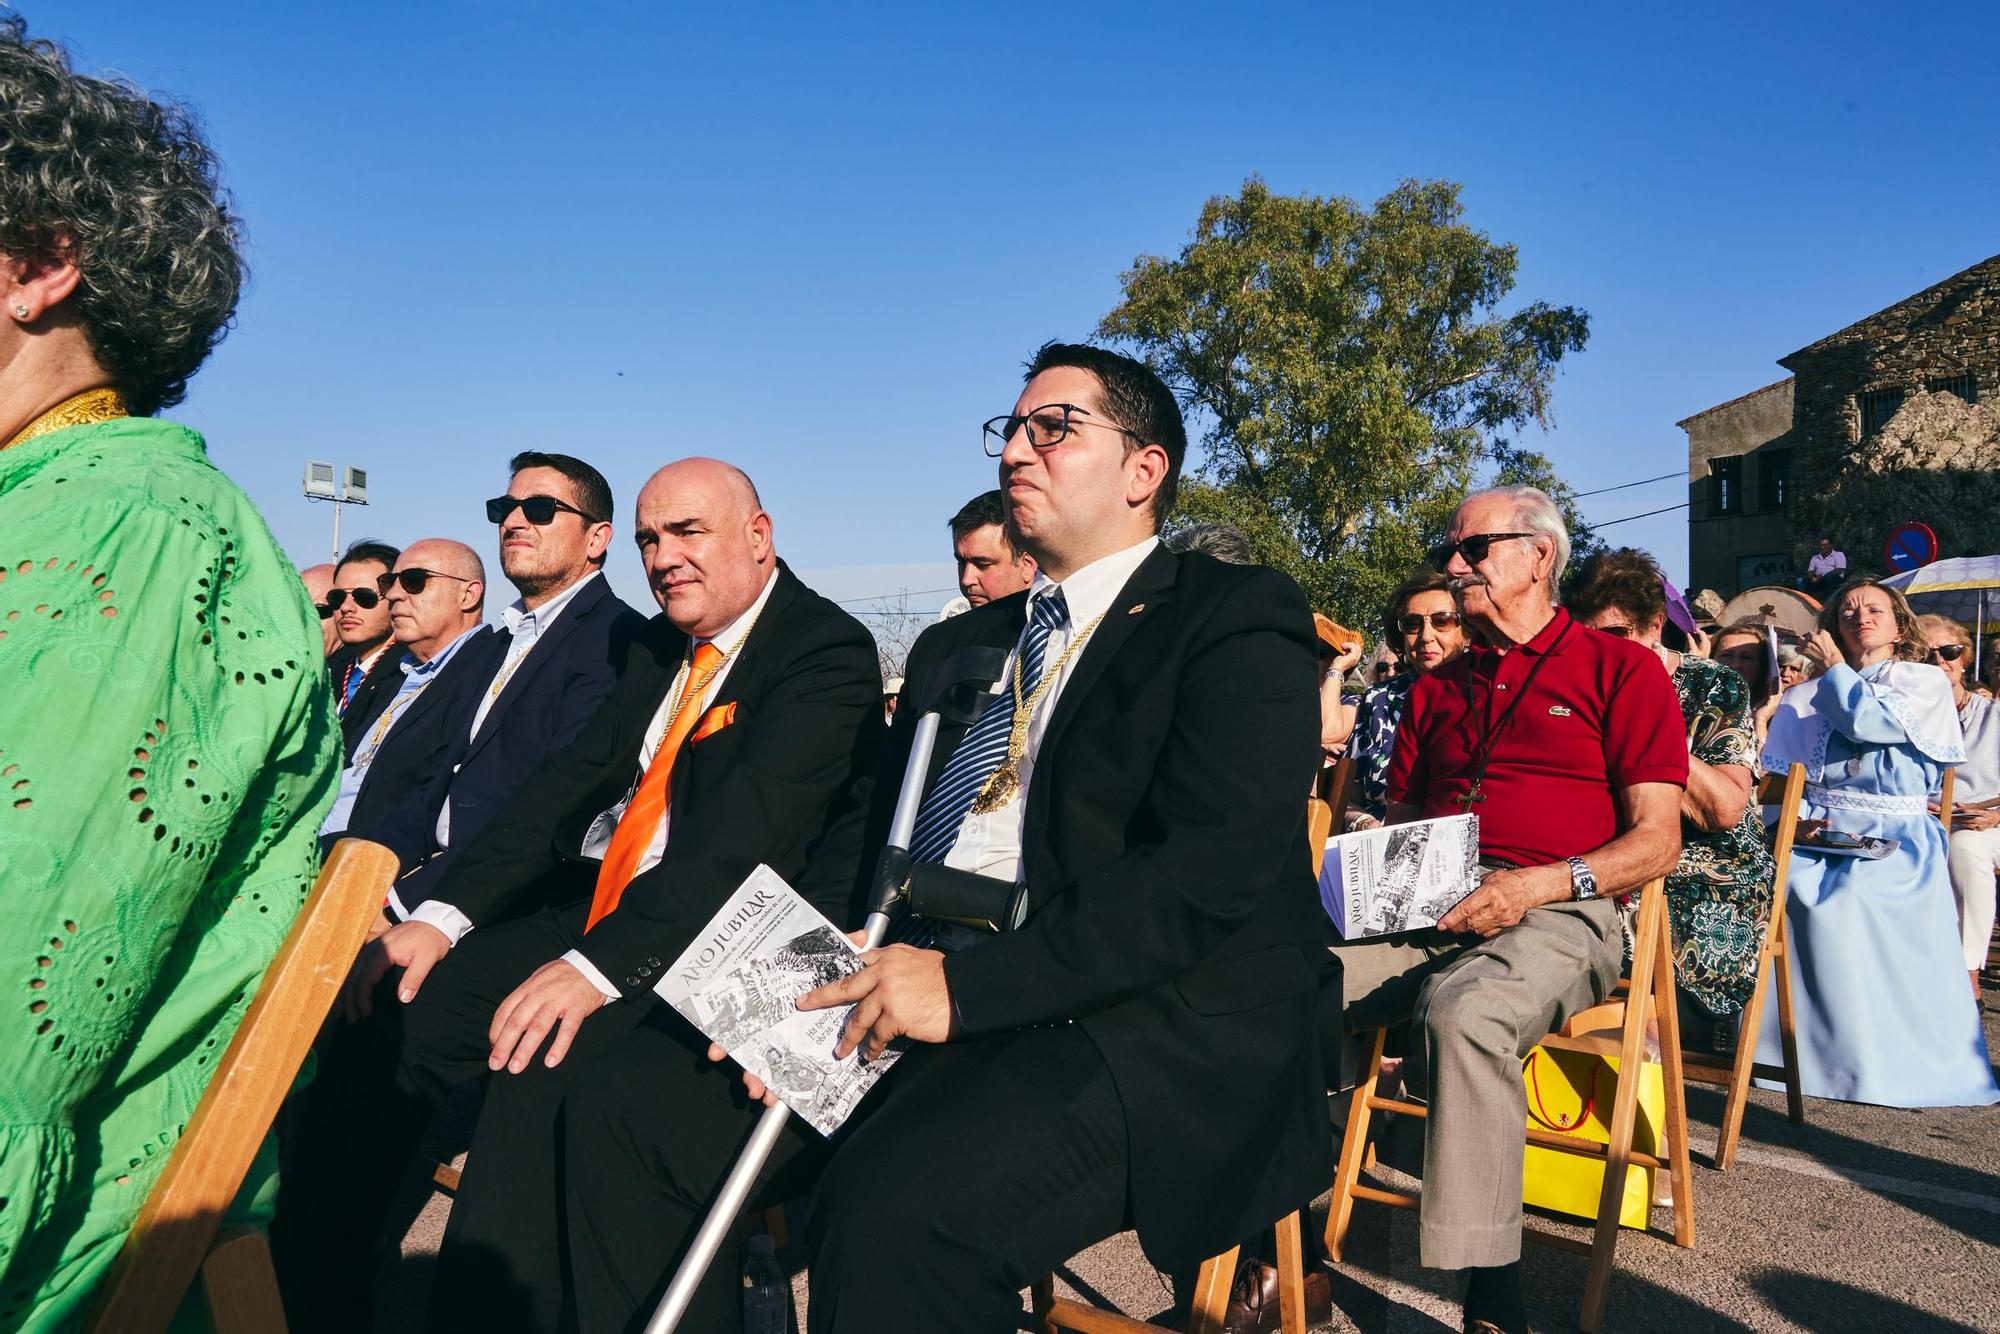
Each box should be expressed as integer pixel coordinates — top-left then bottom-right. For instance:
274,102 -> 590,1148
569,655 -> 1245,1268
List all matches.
707,936 -> 957,1108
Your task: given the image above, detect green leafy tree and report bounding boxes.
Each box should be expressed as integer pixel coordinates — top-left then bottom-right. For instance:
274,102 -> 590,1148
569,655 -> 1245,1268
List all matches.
1099,177 -> 1595,631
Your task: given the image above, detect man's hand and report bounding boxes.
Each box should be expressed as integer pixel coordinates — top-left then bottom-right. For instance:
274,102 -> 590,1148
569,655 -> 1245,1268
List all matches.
796,944 -> 957,1060
338,920 -> 451,1022
706,1042 -> 781,1108
488,960 -> 614,1073
1437,864 -> 1568,938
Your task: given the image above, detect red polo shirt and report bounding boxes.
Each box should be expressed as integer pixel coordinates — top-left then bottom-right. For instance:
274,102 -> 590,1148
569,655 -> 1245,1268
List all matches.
1385,607 -> 1687,868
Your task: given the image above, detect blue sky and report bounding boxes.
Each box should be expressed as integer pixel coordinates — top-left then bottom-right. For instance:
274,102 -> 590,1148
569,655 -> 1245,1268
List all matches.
34,1 -> 2000,618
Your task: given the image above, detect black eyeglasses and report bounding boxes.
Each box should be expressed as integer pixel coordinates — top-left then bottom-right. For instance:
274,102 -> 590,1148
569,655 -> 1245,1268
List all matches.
376,568 -> 476,596
1928,644 -> 1968,662
320,586 -> 382,614
486,494 -> 599,526
981,402 -> 1148,458
1396,611 -> 1463,636
1429,532 -> 1536,568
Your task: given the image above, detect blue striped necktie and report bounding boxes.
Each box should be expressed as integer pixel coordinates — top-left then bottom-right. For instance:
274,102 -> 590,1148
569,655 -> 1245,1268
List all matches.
907,587 -> 1069,865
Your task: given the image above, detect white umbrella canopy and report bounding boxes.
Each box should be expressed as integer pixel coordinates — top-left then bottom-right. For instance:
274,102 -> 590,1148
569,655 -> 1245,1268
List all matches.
1883,555 -> 2000,675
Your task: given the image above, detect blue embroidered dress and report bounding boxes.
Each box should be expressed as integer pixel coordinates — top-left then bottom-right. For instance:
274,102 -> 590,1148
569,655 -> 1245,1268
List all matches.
1349,671 -> 1416,819
1755,660 -> 1998,1108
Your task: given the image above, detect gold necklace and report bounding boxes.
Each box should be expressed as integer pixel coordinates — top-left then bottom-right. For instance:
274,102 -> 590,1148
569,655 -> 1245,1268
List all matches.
968,609 -> 1109,814
3,386 -> 128,450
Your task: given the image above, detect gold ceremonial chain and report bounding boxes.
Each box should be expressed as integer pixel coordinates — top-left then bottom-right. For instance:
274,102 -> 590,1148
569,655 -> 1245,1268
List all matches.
3,386 -> 128,450
650,590 -> 771,750
356,671 -> 433,768
968,609 -> 1110,815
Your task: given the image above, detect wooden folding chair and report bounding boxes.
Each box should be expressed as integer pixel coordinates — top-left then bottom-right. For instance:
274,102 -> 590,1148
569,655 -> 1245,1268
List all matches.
84,838 -> 400,1334
1319,753 -> 1356,829
1324,876 -> 1693,1333
1681,762 -> 1806,1168
1939,767 -> 1957,833
1032,802 -> 1337,1334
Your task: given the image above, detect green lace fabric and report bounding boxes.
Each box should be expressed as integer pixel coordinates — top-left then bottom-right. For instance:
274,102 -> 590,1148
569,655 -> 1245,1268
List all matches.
0,416 -> 338,1332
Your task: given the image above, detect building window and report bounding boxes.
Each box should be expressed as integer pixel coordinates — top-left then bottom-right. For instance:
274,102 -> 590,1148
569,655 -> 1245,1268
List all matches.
1857,388 -> 1905,437
1758,449 -> 1791,512
1925,372 -> 1978,405
1709,455 -> 1742,515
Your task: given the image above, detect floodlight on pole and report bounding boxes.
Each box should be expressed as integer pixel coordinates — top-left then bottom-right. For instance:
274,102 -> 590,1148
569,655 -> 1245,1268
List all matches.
303,458 -> 371,560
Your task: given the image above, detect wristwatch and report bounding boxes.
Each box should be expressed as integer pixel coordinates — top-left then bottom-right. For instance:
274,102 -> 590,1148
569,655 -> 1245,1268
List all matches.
1566,856 -> 1598,901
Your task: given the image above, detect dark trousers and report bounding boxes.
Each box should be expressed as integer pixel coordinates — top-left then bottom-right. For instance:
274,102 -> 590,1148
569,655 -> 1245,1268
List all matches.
271,974 -> 435,1334
805,1025 -> 1133,1334
402,906 -> 822,1334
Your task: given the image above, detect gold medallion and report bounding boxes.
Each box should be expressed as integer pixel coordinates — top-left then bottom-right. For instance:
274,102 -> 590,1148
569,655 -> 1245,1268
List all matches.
969,759 -> 1021,814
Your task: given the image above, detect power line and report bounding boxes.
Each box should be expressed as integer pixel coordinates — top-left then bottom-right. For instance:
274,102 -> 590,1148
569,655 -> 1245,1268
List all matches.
1590,501 -> 1689,530
834,586 -> 958,606
1572,470 -> 1683,498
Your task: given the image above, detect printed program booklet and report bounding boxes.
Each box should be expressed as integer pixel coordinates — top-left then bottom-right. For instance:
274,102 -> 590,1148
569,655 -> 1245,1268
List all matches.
655,864 -> 901,1135
1320,813 -> 1481,938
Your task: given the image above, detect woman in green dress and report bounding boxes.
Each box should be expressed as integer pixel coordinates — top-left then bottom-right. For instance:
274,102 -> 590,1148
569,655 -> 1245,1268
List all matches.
0,21 -> 337,1330
1569,549 -> 1776,1049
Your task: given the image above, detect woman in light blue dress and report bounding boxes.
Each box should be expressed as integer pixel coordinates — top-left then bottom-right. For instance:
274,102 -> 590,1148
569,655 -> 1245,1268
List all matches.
1757,577 -> 1998,1107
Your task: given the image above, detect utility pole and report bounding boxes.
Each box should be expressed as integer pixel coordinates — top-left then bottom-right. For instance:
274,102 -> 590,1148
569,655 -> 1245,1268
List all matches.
303,460 -> 371,560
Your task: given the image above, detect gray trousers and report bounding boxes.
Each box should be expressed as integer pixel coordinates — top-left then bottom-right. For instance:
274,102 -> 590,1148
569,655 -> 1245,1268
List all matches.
1330,898 -> 1623,1269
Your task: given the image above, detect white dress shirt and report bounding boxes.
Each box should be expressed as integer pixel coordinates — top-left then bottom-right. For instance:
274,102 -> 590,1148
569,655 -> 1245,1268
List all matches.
320,624 -> 485,838
943,536 -> 1159,884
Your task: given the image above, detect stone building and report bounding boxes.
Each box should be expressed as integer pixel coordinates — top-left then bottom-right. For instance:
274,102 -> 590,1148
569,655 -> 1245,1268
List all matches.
1682,252 -> 1998,597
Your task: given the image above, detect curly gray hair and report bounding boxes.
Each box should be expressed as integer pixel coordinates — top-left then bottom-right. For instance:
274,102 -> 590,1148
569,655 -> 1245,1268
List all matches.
0,19 -> 243,414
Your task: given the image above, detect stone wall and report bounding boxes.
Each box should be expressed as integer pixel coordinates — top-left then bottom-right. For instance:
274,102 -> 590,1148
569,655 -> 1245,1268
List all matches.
1817,389 -> 2000,566
1680,379 -> 1795,593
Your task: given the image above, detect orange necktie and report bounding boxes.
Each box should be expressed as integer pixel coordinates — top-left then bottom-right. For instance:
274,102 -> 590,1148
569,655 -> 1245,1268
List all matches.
585,641 -> 726,930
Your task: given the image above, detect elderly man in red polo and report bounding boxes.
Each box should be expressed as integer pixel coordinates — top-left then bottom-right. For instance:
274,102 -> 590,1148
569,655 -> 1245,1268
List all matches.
1331,485 -> 1687,1334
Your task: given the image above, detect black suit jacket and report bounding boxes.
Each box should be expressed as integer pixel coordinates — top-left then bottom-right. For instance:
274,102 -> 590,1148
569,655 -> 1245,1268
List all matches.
879,545 -> 1327,1273
424,562 -> 883,996
376,575 -> 649,911
331,643 -> 411,762
343,628 -> 500,844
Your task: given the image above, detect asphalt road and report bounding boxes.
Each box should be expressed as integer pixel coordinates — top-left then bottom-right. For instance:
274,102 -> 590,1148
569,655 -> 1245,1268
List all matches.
386,1007 -> 2000,1333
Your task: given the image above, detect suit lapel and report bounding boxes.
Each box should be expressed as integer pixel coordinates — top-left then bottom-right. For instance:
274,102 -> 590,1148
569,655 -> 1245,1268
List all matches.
667,564 -> 801,790
1036,544 -> 1178,758
390,630 -> 489,739
466,576 -> 610,756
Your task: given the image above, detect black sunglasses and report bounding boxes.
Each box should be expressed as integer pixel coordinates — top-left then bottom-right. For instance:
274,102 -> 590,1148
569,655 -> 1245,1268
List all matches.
320,586 -> 382,614
1928,644 -> 1968,662
376,568 -> 476,596
486,493 -> 600,526
1397,611 -> 1463,635
1429,531 -> 1536,568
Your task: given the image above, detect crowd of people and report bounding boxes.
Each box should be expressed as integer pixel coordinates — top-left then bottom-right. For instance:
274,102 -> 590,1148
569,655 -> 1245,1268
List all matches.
3,20 -> 1998,1334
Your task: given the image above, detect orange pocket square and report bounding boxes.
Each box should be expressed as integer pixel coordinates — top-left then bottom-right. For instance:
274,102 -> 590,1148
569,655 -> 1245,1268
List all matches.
691,701 -> 737,742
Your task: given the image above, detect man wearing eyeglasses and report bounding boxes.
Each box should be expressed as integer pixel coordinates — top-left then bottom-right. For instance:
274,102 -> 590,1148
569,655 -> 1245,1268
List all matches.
317,538 -> 489,844
796,343 -> 1327,1333
1330,486 -> 1686,1334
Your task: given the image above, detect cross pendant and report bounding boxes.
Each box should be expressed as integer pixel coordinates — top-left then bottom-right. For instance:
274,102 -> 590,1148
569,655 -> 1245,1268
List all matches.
1455,780 -> 1486,813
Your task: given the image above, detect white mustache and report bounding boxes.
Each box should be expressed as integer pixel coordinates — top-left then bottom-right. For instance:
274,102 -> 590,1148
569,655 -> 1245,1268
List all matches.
1448,575 -> 1488,592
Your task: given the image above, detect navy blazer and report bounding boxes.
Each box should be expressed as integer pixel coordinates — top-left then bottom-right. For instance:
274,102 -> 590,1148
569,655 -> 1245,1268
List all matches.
379,573 -> 648,913
331,643 -> 406,762
342,628 -> 498,849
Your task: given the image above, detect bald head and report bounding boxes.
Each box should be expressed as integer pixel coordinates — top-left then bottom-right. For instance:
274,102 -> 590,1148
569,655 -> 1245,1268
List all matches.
388,538 -> 486,661
632,457 -> 776,637
300,562 -> 340,656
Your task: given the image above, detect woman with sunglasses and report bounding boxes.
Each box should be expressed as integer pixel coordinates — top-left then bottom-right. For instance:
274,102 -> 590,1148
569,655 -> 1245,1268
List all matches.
1346,568 -> 1468,827
0,23 -> 340,1327
1757,579 -> 1997,1106
1917,615 -> 2000,1001
1569,550 -> 1774,1052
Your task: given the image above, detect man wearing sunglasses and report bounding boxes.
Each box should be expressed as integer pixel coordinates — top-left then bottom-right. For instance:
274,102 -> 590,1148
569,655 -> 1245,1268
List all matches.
323,539 -> 403,742
799,343 -> 1327,1333
1331,487 -> 1686,1334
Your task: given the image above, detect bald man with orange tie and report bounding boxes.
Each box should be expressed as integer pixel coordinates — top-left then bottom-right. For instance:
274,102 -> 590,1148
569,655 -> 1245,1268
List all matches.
366,458 -> 882,1333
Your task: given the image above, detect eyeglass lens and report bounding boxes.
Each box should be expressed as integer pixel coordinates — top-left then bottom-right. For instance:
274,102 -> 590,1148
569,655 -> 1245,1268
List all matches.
377,570 -> 431,595
323,587 -> 381,611
487,494 -> 566,525
983,405 -> 1077,456
1398,612 -> 1462,633
1931,644 -> 1966,661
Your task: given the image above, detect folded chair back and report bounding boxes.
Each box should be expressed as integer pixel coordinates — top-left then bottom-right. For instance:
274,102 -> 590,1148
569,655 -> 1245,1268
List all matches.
84,838 -> 399,1334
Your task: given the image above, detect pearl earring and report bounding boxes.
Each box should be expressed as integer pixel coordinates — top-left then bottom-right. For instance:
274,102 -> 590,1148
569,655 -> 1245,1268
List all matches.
10,305 -> 27,319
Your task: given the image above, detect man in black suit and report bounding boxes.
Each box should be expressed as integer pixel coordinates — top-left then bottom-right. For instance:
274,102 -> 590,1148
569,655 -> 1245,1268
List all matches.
786,343 -> 1327,1332
323,538 -> 403,736
364,458 -> 880,1334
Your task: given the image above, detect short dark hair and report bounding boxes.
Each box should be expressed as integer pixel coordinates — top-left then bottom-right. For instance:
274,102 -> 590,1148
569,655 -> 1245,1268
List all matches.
1166,523 -> 1254,565
1567,548 -> 1668,629
0,19 -> 244,415
510,451 -> 613,524
1381,568 -> 1458,647
948,490 -> 1013,552
1022,341 -> 1186,525
334,539 -> 400,577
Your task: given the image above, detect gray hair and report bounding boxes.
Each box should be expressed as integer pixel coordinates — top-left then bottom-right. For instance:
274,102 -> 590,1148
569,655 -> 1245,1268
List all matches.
0,19 -> 244,414
1463,484 -> 1571,603
1166,522 -> 1255,565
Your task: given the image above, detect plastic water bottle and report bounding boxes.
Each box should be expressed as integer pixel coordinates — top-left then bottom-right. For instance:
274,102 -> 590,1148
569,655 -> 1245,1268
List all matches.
741,1233 -> 788,1334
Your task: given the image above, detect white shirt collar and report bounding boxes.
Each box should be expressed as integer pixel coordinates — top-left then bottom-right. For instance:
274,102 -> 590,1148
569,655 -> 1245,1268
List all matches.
503,568 -> 600,637
402,622 -> 485,679
1028,536 -> 1160,630
697,564 -> 780,657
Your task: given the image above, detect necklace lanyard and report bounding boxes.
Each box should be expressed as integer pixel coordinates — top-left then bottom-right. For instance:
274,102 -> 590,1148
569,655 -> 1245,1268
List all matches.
968,606 -> 1110,815
1456,618 -> 1571,811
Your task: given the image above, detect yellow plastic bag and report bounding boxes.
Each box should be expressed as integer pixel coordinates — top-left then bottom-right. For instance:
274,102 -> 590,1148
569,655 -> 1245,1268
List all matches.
1520,1045 -> 1663,1229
